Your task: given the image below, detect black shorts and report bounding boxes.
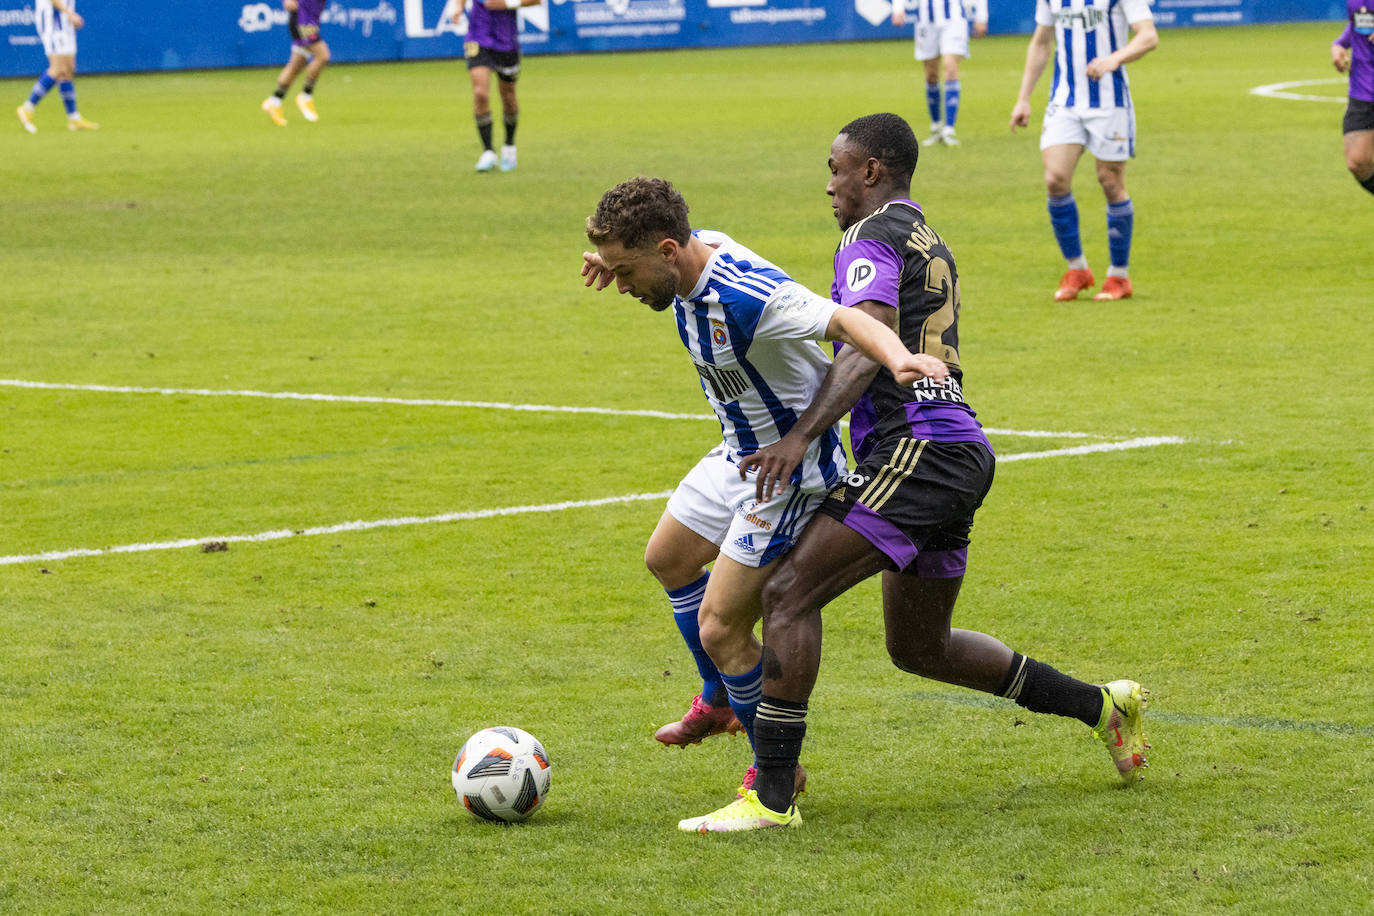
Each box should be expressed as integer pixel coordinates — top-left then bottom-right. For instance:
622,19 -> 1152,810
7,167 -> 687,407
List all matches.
465,43 -> 521,82
818,438 -> 994,577
1343,98 -> 1374,134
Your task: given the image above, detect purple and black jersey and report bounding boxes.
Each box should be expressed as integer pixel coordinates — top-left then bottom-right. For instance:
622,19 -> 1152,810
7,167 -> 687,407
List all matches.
1336,1 -> 1374,102
830,200 -> 989,463
290,0 -> 325,47
295,0 -> 324,24
466,1 -> 522,53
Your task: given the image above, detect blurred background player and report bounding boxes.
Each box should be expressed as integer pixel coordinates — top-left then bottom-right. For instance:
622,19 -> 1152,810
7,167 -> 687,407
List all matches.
456,0 -> 542,172
16,0 -> 97,133
1331,1 -> 1374,197
1010,0 -> 1157,301
891,0 -> 987,147
261,0 -> 330,126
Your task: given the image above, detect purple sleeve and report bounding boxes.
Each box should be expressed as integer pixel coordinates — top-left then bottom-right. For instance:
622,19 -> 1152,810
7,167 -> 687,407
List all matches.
1335,24 -> 1353,48
832,239 -> 904,310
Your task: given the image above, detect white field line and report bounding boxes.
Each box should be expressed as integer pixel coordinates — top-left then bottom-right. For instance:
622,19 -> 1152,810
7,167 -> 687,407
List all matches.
0,491 -> 676,567
1,438 -> 1186,567
1,378 -> 1099,438
1249,78 -> 1347,103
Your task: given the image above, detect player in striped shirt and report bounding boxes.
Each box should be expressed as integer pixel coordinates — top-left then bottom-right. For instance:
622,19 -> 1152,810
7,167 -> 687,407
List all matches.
15,0 -> 97,133
891,0 -> 988,147
581,177 -> 948,825
1010,0 -> 1158,301
1331,1 -> 1374,197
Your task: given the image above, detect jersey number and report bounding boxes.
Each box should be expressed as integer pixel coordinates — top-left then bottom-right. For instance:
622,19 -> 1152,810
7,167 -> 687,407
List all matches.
919,257 -> 961,370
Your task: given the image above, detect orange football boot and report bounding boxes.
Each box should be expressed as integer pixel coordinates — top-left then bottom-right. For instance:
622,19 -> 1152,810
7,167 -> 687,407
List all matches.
1053,268 -> 1096,301
1093,276 -> 1133,300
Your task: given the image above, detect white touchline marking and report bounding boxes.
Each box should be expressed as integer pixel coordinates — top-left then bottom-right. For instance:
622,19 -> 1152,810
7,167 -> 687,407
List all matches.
0,438 -> 1187,567
0,379 -> 1102,437
1249,78 -> 1347,103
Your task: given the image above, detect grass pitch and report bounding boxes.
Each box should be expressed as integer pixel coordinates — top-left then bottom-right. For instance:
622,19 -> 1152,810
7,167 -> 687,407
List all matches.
2,21 -> 1372,914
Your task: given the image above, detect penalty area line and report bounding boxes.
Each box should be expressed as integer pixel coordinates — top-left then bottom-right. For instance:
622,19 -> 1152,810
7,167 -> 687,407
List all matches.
0,436 -> 1186,568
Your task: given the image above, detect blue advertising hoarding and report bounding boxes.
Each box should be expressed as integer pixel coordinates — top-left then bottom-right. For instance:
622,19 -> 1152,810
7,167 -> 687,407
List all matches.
0,0 -> 1350,79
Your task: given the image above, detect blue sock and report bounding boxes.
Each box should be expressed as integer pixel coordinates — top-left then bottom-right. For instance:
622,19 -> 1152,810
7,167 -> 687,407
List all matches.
1106,198 -> 1134,270
721,661 -> 764,757
58,80 -> 77,116
944,80 -> 961,129
667,573 -> 726,707
27,72 -> 56,107
1048,193 -> 1084,261
925,81 -> 940,126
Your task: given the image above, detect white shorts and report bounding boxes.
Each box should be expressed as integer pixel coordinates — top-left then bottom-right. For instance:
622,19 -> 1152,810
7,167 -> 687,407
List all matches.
37,9 -> 76,57
667,448 -> 827,568
914,21 -> 969,61
1040,103 -> 1136,161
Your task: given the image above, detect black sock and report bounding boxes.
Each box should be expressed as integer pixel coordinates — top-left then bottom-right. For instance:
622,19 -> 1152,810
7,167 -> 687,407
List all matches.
1360,171 -> 1374,196
503,114 -> 518,146
303,79 -> 316,95
753,697 -> 807,812
1000,654 -> 1104,728
476,113 -> 493,151
274,84 -> 288,99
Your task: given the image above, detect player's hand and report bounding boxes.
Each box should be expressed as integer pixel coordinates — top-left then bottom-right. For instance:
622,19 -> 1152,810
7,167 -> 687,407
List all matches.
581,252 -> 615,291
972,21 -> 987,38
284,0 -> 299,12
1085,55 -> 1119,80
892,353 -> 949,387
738,433 -> 808,504
1332,44 -> 1350,73
1009,100 -> 1031,131
67,10 -> 84,28
891,8 -> 905,26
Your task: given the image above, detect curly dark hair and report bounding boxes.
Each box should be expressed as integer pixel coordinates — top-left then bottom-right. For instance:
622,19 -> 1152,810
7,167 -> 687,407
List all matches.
586,176 -> 692,250
838,113 -> 919,186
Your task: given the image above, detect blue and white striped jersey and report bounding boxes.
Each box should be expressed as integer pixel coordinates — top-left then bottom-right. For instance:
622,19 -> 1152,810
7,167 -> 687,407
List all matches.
1036,0 -> 1152,111
909,0 -> 987,27
675,230 -> 848,493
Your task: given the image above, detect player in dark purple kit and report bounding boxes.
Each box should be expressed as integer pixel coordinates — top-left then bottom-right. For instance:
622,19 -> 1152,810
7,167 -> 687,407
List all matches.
261,0 -> 330,126
689,113 -> 1148,831
1332,2 -> 1374,196
456,0 -> 542,172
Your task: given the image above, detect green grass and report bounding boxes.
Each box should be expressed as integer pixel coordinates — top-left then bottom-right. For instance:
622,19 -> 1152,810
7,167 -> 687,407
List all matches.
2,22 -> 1372,914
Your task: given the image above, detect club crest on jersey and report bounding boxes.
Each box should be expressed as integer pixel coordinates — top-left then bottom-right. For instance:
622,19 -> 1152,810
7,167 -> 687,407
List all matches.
710,319 -> 728,347
846,258 -> 878,292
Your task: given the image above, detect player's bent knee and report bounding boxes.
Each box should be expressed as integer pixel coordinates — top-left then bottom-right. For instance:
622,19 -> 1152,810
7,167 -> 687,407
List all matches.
697,610 -> 750,656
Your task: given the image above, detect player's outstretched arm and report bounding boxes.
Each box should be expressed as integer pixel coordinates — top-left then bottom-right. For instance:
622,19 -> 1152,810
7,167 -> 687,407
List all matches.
738,344 -> 880,503
580,252 -> 615,291
824,303 -> 949,386
1011,25 -> 1055,131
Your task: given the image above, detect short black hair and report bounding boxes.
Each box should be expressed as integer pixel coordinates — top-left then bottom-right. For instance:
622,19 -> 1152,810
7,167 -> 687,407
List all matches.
586,176 -> 692,250
838,113 -> 919,186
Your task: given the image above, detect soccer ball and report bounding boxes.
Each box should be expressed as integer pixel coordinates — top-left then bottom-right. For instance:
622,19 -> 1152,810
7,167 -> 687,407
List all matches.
452,726 -> 551,823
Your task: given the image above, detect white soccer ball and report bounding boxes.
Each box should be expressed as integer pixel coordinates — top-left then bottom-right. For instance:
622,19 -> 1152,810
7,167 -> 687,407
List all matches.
452,726 -> 551,823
